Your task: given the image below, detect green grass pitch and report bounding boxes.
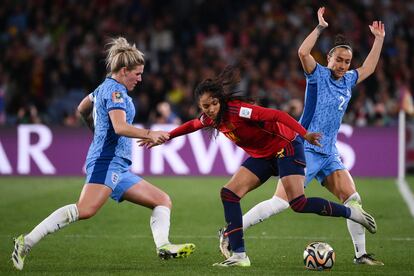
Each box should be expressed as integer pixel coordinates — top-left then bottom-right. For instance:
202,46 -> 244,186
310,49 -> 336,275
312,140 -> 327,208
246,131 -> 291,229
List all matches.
0,176 -> 413,275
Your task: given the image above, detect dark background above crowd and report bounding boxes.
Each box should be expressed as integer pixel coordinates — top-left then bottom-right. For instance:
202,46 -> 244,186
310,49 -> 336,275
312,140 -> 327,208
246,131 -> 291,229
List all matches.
0,0 -> 412,127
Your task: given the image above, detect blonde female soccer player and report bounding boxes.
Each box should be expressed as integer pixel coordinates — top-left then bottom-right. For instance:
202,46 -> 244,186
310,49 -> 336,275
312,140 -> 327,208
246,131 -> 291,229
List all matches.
11,37 -> 195,271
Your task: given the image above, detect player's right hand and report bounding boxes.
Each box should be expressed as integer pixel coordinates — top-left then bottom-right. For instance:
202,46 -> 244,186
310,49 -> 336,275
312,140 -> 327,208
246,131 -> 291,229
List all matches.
317,7 -> 328,28
304,132 -> 322,147
149,130 -> 170,145
368,20 -> 385,38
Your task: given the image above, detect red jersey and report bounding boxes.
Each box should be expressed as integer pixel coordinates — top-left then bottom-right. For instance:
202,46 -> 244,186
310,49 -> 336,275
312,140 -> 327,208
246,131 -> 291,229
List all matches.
169,100 -> 307,159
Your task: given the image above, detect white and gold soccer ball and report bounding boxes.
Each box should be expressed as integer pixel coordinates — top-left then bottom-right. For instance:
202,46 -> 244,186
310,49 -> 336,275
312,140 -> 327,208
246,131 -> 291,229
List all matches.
303,242 -> 335,271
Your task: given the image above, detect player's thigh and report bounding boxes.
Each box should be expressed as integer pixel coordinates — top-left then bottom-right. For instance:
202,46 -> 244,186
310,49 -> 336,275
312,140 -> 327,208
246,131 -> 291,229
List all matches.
278,137 -> 306,201
123,179 -> 171,209
324,169 -> 356,202
224,166 -> 261,198
77,183 -> 112,219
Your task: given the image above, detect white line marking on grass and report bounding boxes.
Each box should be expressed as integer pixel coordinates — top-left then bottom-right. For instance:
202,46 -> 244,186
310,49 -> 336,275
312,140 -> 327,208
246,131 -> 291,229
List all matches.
396,179 -> 414,218
4,234 -> 413,241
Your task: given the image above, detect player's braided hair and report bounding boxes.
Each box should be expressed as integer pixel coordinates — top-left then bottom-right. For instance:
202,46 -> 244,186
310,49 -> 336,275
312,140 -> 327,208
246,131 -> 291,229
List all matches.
194,65 -> 255,131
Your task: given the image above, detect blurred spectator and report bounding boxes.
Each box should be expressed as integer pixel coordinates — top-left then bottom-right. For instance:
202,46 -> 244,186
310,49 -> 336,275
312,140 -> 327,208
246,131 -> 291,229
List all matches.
0,83 -> 5,125
28,24 -> 51,58
284,98 -> 303,120
399,79 -> 414,116
0,0 -> 412,127
151,101 -> 182,125
16,104 -> 41,124
0,65 -> 7,125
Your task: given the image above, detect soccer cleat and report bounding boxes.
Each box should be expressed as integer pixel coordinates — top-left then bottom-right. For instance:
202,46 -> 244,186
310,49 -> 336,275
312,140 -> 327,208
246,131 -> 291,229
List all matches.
354,254 -> 384,265
11,235 -> 30,270
348,201 -> 377,234
213,254 -> 251,267
218,227 -> 231,259
157,243 -> 196,260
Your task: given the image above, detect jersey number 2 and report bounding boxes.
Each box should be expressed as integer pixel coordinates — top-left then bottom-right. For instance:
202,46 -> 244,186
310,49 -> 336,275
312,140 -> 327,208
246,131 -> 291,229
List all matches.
338,96 -> 346,111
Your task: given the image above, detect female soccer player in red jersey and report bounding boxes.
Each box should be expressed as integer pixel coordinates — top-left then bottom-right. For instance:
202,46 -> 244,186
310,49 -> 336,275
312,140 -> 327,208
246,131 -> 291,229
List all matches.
142,66 -> 377,267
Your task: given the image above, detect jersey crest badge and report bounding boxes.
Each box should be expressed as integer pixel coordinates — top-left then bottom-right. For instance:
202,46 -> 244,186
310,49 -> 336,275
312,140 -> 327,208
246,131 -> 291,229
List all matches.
111,172 -> 119,184
239,107 -> 252,118
276,148 -> 285,158
112,92 -> 124,103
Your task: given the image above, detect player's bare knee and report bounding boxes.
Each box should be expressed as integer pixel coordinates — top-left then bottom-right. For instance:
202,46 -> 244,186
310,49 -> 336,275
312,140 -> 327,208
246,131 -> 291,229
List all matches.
77,205 -> 98,220
158,193 -> 172,208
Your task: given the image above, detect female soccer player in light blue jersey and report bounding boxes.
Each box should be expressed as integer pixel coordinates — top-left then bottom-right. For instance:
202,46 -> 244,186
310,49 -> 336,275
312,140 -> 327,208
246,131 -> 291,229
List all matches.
11,37 -> 195,271
220,7 -> 385,266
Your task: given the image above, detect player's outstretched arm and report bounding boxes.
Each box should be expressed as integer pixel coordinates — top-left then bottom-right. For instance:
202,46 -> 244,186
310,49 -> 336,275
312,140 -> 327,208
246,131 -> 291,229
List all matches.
169,119 -> 204,139
356,21 -> 385,84
298,7 -> 328,74
78,94 -> 94,132
109,109 -> 169,144
138,118 -> 205,149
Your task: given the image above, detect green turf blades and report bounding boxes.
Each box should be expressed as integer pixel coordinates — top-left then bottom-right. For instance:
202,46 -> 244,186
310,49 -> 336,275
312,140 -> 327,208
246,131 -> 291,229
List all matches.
0,177 -> 413,275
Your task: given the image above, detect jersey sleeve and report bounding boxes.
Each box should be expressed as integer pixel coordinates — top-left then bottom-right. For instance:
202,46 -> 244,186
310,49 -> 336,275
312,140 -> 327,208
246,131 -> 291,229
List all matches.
345,69 -> 359,88
88,92 -> 94,102
238,103 -> 307,137
105,83 -> 128,112
169,117 -> 207,139
304,63 -> 322,83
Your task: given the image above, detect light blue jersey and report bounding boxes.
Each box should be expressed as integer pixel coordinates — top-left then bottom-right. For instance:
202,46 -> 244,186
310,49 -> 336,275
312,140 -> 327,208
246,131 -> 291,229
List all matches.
299,63 -> 358,155
86,77 -> 135,164
84,77 -> 141,201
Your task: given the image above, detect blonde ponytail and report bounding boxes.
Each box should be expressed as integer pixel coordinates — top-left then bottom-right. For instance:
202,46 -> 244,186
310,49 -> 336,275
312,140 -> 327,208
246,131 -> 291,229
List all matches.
105,37 -> 145,74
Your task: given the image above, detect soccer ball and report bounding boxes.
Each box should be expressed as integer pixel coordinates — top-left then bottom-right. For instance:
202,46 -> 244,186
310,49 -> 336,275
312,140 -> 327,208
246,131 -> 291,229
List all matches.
303,242 -> 335,271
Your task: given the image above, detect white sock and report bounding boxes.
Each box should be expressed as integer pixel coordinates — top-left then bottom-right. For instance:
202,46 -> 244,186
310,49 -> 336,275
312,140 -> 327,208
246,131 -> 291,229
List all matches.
344,193 -> 366,258
243,196 -> 289,231
233,252 -> 247,258
24,204 -> 79,249
150,206 -> 171,248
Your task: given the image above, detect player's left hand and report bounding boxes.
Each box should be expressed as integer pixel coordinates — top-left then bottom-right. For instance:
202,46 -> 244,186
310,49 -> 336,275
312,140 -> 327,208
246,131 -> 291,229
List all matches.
304,132 -> 322,147
369,21 -> 385,38
137,138 -> 163,149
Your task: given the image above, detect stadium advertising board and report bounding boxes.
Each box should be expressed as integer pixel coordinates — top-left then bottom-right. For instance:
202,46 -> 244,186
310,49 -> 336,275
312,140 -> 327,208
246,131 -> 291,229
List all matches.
0,124 -> 397,177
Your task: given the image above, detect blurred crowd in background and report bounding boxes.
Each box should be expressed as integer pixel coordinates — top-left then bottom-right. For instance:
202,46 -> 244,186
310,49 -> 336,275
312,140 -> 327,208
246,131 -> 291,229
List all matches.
0,0 -> 413,127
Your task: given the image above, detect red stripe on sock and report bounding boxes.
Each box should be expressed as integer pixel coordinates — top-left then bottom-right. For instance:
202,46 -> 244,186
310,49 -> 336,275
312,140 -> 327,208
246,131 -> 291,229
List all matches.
296,198 -> 307,210
222,196 -> 240,203
291,196 -> 307,211
225,227 -> 243,236
328,201 -> 332,215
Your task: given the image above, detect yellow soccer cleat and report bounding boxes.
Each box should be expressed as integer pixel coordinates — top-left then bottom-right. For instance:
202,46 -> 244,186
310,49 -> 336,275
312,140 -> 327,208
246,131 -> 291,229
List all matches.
11,235 -> 30,270
157,243 -> 196,260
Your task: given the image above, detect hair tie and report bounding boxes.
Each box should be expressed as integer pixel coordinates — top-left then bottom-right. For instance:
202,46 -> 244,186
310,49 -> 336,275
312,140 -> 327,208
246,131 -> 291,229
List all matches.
328,44 -> 353,56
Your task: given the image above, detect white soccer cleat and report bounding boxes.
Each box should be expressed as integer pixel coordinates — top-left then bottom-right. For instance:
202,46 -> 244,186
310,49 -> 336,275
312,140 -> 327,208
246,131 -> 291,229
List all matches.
213,254 -> 251,267
348,201 -> 377,234
218,227 -> 231,259
157,243 -> 196,260
353,253 -> 384,265
11,235 -> 29,270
